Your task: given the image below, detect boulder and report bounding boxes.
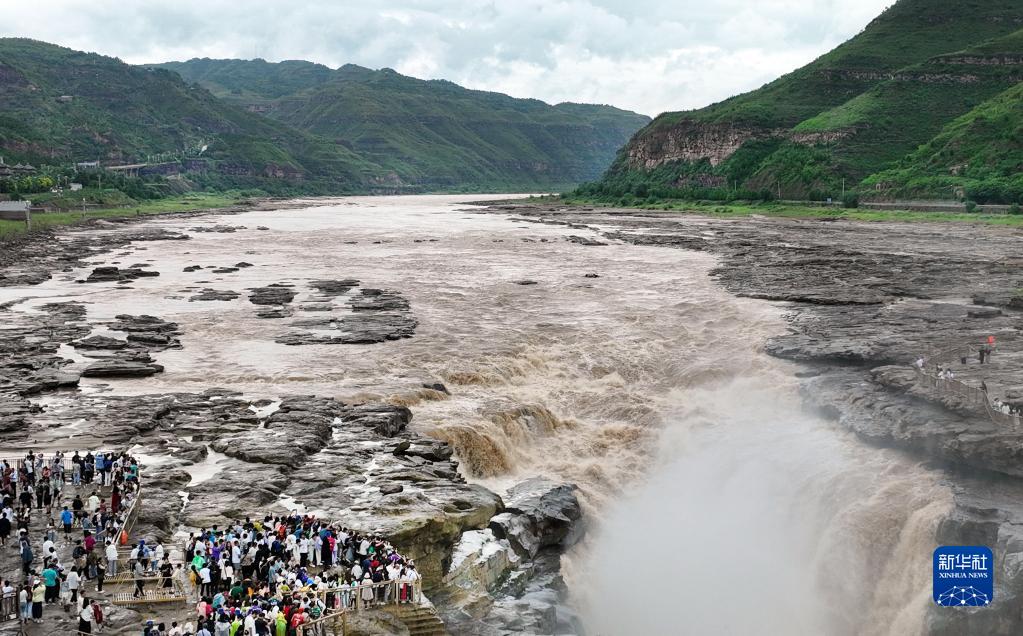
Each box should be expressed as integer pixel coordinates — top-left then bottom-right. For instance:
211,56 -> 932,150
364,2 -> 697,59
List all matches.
489,478 -> 584,558
249,283 -> 297,305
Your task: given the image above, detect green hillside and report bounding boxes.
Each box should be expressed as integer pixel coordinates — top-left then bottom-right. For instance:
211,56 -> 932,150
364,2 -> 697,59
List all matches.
589,0 -> 1023,203
0,39 -> 383,192
864,81 -> 1023,202
156,58 -> 651,189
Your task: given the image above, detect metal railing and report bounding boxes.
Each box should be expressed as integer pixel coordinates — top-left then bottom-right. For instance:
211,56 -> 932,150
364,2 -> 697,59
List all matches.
0,451 -> 120,476
914,346 -> 1020,427
121,489 -> 142,538
0,594 -> 16,623
293,579 -> 425,636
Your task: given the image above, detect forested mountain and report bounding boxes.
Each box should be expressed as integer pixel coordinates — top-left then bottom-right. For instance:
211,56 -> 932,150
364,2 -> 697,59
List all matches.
0,39 -> 382,193
0,39 -> 648,194
156,58 -> 650,189
590,0 -> 1023,203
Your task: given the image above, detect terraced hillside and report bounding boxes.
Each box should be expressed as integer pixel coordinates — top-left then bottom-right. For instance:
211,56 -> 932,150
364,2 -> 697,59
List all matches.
591,0 -> 1023,202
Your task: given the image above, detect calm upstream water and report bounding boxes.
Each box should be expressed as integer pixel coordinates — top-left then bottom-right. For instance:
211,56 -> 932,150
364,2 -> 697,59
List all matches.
4,195 -> 948,634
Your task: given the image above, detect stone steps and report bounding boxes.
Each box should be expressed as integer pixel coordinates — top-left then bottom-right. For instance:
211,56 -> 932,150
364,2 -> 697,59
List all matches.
381,605 -> 450,636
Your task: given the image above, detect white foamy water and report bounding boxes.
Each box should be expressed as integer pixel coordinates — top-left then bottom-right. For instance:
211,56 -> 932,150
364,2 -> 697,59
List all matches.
4,195 -> 949,633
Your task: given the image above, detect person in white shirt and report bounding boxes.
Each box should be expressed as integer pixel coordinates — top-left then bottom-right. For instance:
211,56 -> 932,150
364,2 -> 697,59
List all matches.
154,542 -> 165,573
66,568 -> 80,605
105,541 -> 119,576
18,586 -> 30,623
311,534 -> 322,567
77,600 -> 93,634
199,565 -> 212,597
221,561 -> 234,590
87,493 -> 100,514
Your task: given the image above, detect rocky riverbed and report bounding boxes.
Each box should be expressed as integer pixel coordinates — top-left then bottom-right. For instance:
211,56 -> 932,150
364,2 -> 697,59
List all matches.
5,195 -> 1019,634
0,197 -> 591,636
485,202 -> 1023,634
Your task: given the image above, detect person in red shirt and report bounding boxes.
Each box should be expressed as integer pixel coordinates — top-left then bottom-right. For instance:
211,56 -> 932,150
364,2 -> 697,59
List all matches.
289,607 -> 306,631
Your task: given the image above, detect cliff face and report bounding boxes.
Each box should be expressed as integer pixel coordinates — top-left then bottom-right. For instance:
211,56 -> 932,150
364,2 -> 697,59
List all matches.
625,121 -> 773,169
598,0 -> 1023,200
625,121 -> 853,171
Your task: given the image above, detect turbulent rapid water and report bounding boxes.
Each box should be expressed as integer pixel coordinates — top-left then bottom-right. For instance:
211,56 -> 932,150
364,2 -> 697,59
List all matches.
2,195 -> 949,634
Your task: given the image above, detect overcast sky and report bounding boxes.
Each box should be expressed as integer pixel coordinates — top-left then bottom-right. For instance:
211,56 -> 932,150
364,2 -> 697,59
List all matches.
0,0 -> 893,116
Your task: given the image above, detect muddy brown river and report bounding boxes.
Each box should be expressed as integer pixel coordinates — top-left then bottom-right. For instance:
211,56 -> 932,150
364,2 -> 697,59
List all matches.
0,195 -> 948,634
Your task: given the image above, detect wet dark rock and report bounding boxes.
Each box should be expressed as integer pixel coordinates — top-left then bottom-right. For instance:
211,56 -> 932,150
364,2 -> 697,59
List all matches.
968,308 -> 1003,319
190,225 -> 242,233
277,288 -> 417,345
583,273 -> 599,278
211,267 -> 239,274
489,478 -> 584,558
109,314 -> 181,350
111,314 -> 179,333
249,283 -> 297,305
256,226 -> 270,231
310,279 -> 360,296
189,288 -> 241,302
299,303 -> 334,312
234,262 -> 254,268
183,265 -> 204,272
255,307 -> 293,319
349,403 -> 412,437
81,359 -> 164,378
398,440 -> 453,463
380,484 -> 404,495
71,335 -> 129,350
423,382 -> 449,394
83,266 -> 160,283
566,235 -> 607,246
513,280 -> 538,286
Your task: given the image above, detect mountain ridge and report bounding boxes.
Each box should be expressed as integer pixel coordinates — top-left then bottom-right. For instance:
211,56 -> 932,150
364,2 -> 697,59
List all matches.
591,0 -> 1023,203
155,57 -> 650,189
0,38 -> 648,194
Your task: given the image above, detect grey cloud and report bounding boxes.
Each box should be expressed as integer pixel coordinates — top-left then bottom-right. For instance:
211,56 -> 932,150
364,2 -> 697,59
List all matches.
0,0 -> 891,115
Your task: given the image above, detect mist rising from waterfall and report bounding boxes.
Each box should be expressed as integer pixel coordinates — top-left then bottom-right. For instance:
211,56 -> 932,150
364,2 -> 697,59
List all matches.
572,374 -> 950,636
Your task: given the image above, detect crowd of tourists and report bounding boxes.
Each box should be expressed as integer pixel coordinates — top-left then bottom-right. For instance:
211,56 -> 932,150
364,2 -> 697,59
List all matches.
2,449 -> 425,635
156,513 -> 422,635
0,449 -> 141,633
914,345 -> 1023,420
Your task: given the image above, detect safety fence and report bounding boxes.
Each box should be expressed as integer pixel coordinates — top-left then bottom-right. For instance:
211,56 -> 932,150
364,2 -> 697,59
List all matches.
292,579 -> 426,636
915,345 -> 1019,427
0,450 -> 126,475
0,594 -> 16,623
